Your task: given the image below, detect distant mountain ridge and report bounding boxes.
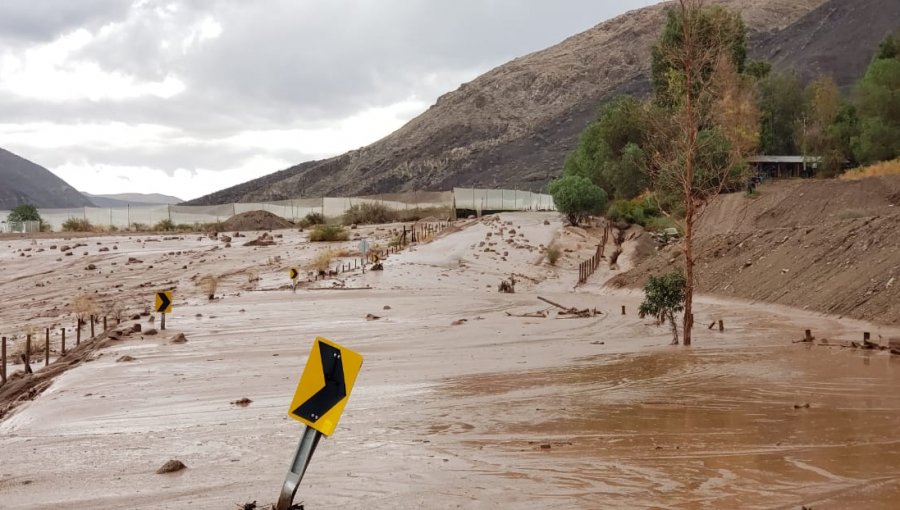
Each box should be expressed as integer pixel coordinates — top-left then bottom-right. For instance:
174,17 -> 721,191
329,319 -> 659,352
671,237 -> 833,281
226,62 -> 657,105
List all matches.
190,0 -> 881,205
82,192 -> 183,207
0,148 -> 94,210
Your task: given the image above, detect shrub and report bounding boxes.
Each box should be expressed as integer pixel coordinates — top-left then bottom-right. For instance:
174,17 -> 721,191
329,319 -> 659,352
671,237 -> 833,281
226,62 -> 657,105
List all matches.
643,216 -> 680,233
310,250 -> 335,272
130,222 -> 148,231
299,212 -> 326,227
607,199 -> 647,225
343,203 -> 392,225
62,217 -> 94,232
836,208 -> 867,220
309,225 -> 349,242
548,175 -> 608,226
72,293 -> 98,322
8,204 -> 41,223
199,221 -> 225,232
639,271 -> 686,345
198,275 -> 219,300
154,218 -> 176,231
546,245 -> 562,266
607,194 -> 664,227
840,158 -> 900,180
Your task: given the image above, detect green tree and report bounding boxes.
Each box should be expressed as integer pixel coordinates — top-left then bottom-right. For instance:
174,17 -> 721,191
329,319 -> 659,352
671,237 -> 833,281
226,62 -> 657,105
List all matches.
651,3 -> 747,108
757,72 -> 806,155
563,95 -> 649,199
799,76 -> 854,176
744,60 -> 771,79
645,0 -> 757,346
853,36 -> 900,164
8,203 -> 42,224
639,271 -> 686,345
548,175 -> 608,226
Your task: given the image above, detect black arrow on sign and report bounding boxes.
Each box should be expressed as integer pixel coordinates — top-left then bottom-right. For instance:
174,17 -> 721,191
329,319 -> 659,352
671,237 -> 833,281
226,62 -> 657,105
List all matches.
290,268 -> 298,279
292,341 -> 346,423
156,292 -> 171,313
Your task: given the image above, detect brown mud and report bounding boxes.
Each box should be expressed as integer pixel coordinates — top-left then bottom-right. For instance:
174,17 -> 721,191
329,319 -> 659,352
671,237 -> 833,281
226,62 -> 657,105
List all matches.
0,212 -> 898,509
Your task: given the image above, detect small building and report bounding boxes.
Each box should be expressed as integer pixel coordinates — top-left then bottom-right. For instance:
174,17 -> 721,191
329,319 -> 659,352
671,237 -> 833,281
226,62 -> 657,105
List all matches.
748,155 -> 821,179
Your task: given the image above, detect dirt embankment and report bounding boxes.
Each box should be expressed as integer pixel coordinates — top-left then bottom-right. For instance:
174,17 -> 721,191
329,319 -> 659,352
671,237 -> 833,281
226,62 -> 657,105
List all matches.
614,176 -> 900,324
222,210 -> 294,231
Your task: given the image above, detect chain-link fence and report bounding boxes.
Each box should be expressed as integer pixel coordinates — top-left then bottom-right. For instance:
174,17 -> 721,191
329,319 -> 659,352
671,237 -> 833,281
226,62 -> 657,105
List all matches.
0,188 -> 555,232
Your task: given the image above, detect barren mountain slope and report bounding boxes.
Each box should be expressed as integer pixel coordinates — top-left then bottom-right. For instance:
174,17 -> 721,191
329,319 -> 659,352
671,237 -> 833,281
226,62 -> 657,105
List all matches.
751,0 -> 900,89
613,176 -> 900,325
0,148 -> 94,210
187,0 -> 827,205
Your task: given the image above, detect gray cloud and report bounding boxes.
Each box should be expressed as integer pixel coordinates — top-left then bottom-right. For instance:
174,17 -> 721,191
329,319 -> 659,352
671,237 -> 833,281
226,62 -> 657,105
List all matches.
0,0 -> 130,43
1,0 -> 660,197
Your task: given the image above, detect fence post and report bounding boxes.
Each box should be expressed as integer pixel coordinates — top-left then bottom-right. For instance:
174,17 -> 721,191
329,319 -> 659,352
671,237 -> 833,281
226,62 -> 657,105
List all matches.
104,316 -> 108,333
90,315 -> 95,339
77,319 -> 81,346
24,334 -> 32,374
45,328 -> 50,366
61,328 -> 66,355
1,336 -> 6,384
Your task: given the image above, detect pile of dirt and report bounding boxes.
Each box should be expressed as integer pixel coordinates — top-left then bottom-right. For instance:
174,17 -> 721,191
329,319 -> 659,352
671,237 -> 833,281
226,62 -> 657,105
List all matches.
614,176 -> 900,325
222,210 -> 293,231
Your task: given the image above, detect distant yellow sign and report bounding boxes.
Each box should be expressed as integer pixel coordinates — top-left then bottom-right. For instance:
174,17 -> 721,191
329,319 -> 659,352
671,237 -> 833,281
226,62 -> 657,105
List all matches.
154,291 -> 173,314
288,336 -> 363,436
289,268 -> 299,280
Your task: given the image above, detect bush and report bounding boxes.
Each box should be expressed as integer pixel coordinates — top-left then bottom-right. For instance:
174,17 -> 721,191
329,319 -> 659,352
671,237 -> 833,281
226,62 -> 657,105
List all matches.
309,225 -> 349,242
639,271 -> 686,345
154,219 -> 176,231
130,222 -> 148,231
545,245 -> 562,265
62,217 -> 94,232
643,216 -> 680,233
548,175 -> 608,226
198,275 -> 219,300
8,203 -> 41,223
343,203 -> 392,225
310,250 -> 335,272
299,212 -> 326,227
607,195 -> 663,227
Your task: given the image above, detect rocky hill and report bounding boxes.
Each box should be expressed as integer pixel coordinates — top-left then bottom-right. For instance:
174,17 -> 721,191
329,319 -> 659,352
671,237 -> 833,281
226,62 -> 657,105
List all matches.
188,0 -> 896,205
0,148 -> 94,210
614,176 -> 900,325
82,192 -> 183,207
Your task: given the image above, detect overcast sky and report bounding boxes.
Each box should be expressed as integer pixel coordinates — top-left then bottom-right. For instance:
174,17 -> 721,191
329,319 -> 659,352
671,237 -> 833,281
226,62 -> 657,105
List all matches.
0,0 -> 659,201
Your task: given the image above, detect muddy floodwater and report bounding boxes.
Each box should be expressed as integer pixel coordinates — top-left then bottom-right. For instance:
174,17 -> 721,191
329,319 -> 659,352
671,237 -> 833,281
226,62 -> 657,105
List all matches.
1,213 -> 898,509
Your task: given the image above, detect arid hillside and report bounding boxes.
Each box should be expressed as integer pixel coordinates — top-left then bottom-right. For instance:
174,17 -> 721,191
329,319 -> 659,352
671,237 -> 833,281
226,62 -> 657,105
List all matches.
0,148 -> 93,210
614,176 -> 900,325
188,0 -> 846,205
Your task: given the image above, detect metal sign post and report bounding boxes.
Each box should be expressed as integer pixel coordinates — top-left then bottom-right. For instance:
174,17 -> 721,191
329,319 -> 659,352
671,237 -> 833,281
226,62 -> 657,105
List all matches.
275,426 -> 322,510
154,291 -> 173,330
358,239 -> 369,274
274,336 -> 363,510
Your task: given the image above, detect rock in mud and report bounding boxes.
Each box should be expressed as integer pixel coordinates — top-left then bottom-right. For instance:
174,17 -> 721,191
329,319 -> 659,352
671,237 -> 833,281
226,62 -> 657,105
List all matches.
366,313 -> 381,321
171,333 -> 188,344
144,328 -> 158,336
231,398 -> 252,407
116,355 -> 136,362
155,459 -> 187,474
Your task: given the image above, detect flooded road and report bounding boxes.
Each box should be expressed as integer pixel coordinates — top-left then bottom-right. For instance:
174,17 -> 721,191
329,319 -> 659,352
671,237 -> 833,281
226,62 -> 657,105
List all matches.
440,346 -> 900,508
1,213 -> 899,508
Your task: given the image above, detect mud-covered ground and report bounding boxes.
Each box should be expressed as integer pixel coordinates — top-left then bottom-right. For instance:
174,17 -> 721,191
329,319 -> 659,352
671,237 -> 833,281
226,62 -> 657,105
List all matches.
1,213 -> 899,509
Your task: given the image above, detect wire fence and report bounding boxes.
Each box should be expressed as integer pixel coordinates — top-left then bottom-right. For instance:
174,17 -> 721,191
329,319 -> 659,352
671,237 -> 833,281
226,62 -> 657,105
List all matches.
0,188 -> 555,232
